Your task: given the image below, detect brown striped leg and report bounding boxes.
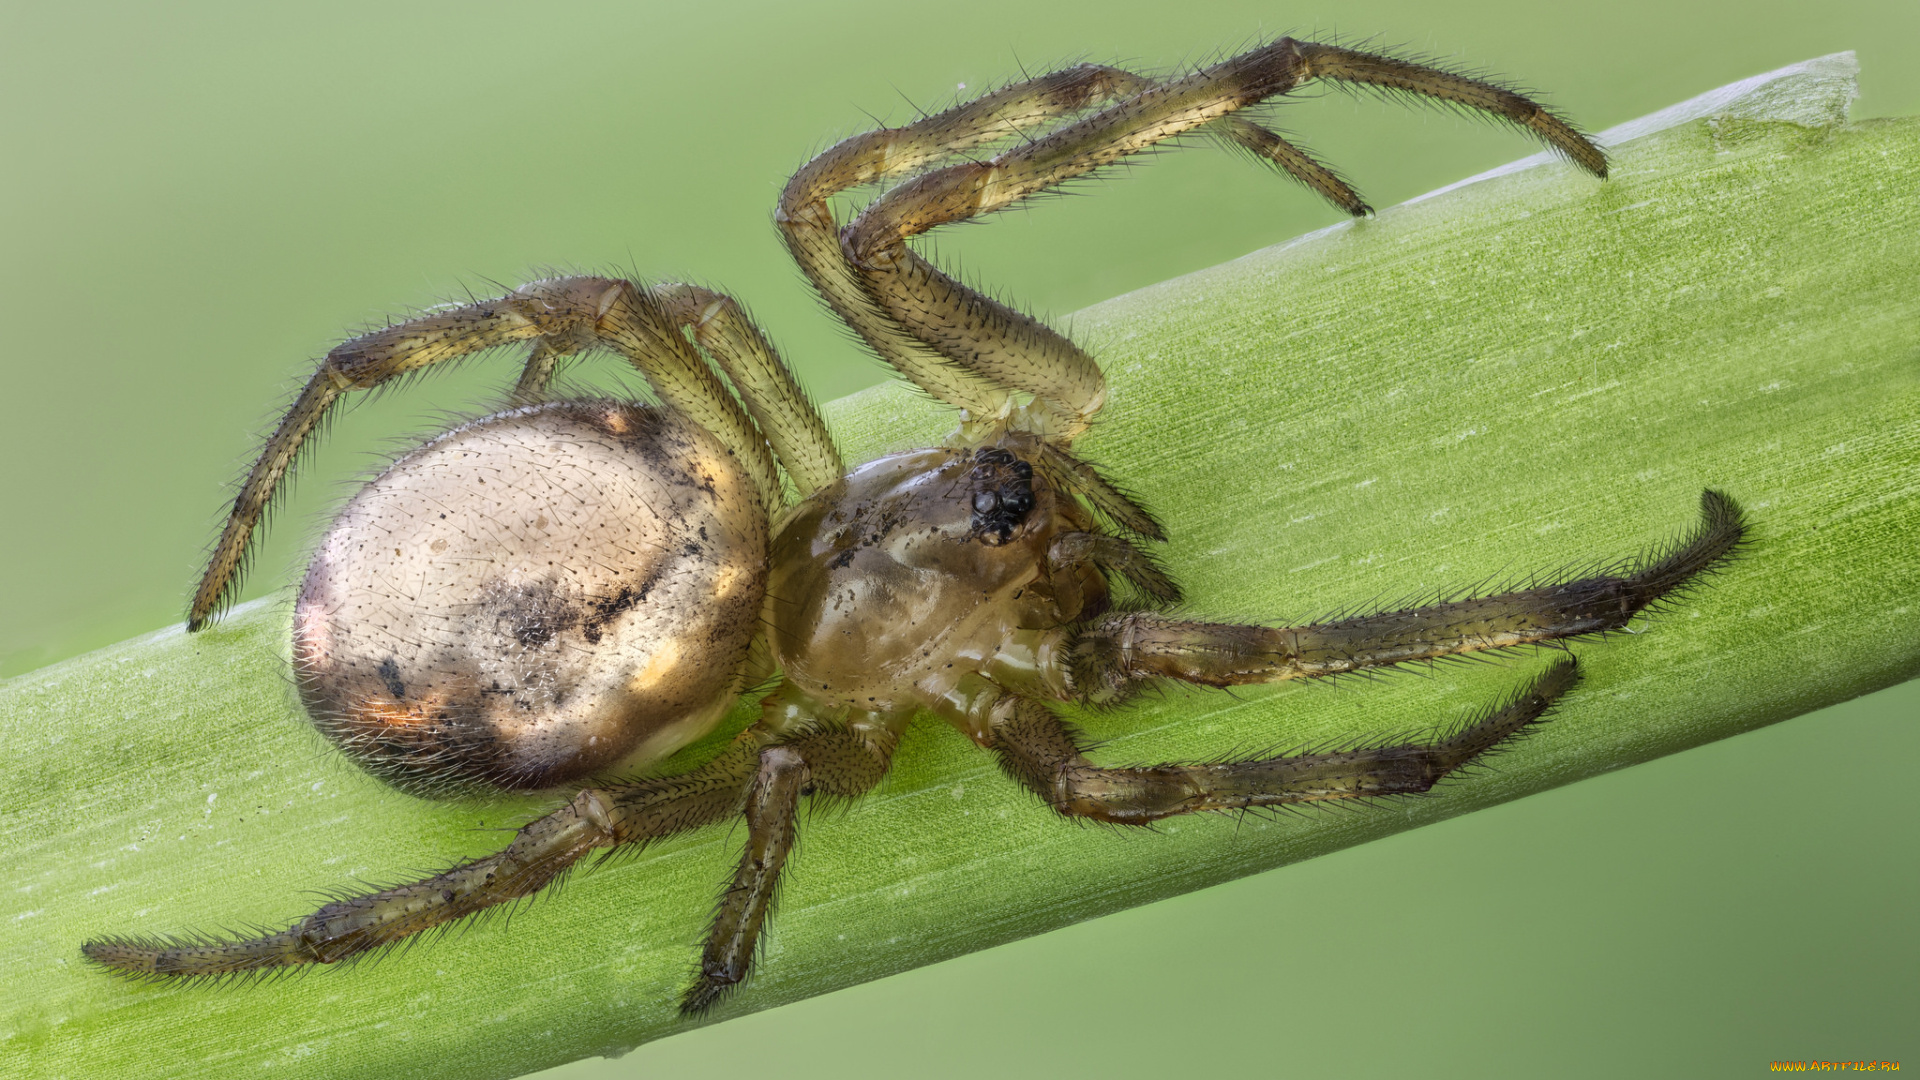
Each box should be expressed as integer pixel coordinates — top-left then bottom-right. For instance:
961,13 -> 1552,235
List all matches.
1292,42 -> 1609,177
683,745 -> 804,1015
653,283 -> 844,498
781,66 -> 1124,419
83,717 -> 899,1004
190,275 -> 782,629
837,39 -> 1606,436
1063,491 -> 1744,705
1213,115 -> 1370,215
81,735 -> 765,979
991,661 -> 1577,825
777,63 -> 1312,424
682,723 -> 897,1014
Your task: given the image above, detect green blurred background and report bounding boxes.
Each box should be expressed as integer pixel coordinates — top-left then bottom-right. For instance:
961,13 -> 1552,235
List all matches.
2,1 -> 1913,1076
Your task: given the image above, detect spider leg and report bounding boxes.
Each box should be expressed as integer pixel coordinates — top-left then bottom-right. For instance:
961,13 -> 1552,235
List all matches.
79,733 -> 767,979
1060,490 -> 1744,704
191,276 -> 793,629
681,745 -> 805,1014
1031,440 -> 1165,541
1291,42 -> 1608,178
682,721 -> 897,1015
836,39 -> 1604,438
779,63 -> 1313,427
653,284 -> 844,497
990,660 -> 1576,825
83,710 -> 898,1009
507,336 -> 577,405
1213,115 -> 1370,215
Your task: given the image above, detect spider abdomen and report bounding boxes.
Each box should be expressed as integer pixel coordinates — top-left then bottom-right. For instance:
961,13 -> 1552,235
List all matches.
293,401 -> 768,792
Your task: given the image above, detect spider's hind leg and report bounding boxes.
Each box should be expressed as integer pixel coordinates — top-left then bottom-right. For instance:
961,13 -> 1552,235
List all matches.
84,712 -> 901,1012
189,276 -> 804,628
81,735 -> 770,979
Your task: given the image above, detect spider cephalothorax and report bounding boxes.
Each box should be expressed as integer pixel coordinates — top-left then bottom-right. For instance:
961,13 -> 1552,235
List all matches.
83,36 -> 1742,1015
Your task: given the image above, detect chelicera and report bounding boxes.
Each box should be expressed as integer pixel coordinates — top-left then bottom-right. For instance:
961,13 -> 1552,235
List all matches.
84,38 -> 1745,1013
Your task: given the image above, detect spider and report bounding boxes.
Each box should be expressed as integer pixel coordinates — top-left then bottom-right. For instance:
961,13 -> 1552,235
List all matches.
83,37 -> 1744,1015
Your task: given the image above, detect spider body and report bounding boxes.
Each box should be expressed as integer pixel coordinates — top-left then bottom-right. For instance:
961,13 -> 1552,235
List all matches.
83,37 -> 1745,1016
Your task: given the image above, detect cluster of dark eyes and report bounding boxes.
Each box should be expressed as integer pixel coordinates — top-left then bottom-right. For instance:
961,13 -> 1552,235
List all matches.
969,448 -> 1037,544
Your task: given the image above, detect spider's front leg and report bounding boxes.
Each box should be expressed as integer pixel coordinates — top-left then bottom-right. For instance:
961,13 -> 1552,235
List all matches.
792,39 -> 1606,441
1064,490 -> 1746,705
189,275 -> 842,629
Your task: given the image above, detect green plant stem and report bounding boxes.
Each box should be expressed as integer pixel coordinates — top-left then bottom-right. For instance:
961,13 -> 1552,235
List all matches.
3,54 -> 1915,1080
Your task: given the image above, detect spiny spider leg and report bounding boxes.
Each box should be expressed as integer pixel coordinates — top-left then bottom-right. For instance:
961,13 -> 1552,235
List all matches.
191,276 -> 832,628
84,721 -> 898,1016
1030,440 -> 1166,541
840,39 -> 1606,439
1294,43 -> 1608,177
778,63 -> 1311,425
1063,490 -> 1745,705
80,735 -> 763,978
1213,115 -> 1369,215
683,722 -> 895,1013
508,336 -> 576,405
685,745 -> 805,1015
991,661 -> 1577,824
654,284 -> 844,495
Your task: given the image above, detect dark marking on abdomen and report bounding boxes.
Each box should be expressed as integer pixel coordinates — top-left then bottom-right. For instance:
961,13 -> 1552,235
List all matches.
377,656 -> 407,699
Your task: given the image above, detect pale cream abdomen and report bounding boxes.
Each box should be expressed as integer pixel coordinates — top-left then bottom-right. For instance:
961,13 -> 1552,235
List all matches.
293,401 -> 767,792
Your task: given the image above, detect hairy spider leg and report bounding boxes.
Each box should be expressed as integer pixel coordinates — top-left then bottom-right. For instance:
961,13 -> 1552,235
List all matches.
1029,439 -> 1166,541
989,491 -> 1742,825
685,745 -> 804,1015
683,720 -> 896,1013
80,734 -> 763,979
508,336 -> 575,405
654,284 -> 844,496
1058,489 -> 1745,705
840,39 -> 1607,441
83,717 -> 900,1017
1214,114 -> 1371,215
1295,43 -> 1608,178
990,661 -> 1576,824
778,63 -> 1316,428
190,277 -> 827,628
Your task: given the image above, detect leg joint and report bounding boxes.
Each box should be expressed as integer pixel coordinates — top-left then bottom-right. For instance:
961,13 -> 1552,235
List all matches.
568,788 -> 619,841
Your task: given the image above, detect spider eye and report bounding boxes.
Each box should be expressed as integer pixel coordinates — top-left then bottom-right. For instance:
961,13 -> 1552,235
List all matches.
967,447 -> 1037,544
